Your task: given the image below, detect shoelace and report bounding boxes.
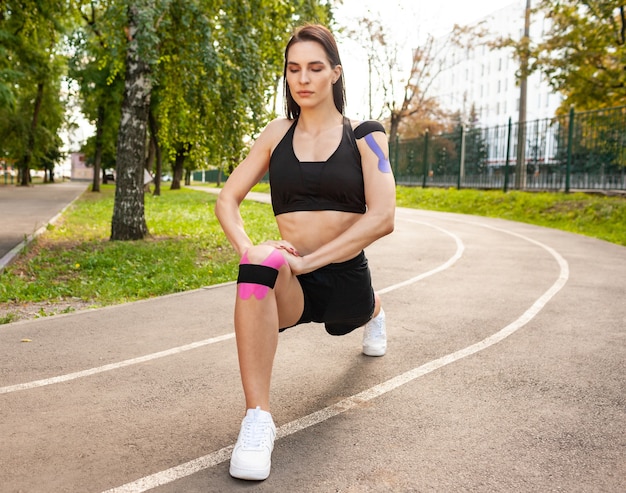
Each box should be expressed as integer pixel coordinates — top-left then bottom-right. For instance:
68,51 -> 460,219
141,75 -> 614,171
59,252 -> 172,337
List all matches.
365,315 -> 385,339
241,410 -> 271,449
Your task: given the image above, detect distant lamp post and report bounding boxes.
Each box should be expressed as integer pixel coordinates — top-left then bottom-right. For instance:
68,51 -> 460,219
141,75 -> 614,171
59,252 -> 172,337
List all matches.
516,0 -> 531,190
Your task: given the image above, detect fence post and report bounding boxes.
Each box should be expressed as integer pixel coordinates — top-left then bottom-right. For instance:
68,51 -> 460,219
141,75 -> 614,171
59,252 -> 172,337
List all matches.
457,125 -> 465,190
422,130 -> 429,188
504,117 -> 512,193
393,135 -> 400,176
566,106 -> 574,193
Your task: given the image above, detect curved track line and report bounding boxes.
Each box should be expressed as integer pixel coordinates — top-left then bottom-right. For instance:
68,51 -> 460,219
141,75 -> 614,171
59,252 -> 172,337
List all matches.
1,221 -> 462,396
102,223 -> 569,493
378,219 -> 464,294
0,334 -> 234,395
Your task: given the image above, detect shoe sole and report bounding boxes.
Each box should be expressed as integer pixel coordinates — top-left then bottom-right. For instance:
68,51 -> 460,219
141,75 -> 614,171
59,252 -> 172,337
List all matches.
229,463 -> 271,481
362,345 -> 386,357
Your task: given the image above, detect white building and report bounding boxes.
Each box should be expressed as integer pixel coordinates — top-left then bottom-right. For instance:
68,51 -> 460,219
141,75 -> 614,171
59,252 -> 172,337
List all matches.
70,152 -> 92,181
431,1 -> 562,128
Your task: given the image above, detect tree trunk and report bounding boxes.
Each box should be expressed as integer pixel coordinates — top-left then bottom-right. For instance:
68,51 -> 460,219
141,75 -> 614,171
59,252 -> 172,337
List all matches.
170,151 -> 184,190
91,105 -> 105,192
170,144 -> 189,190
389,110 -> 401,147
148,109 -> 162,196
19,82 -> 44,187
144,129 -> 155,193
110,4 -> 151,241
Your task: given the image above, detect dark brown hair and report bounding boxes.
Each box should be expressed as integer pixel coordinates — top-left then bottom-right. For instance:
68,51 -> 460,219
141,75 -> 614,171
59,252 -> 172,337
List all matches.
283,24 -> 346,119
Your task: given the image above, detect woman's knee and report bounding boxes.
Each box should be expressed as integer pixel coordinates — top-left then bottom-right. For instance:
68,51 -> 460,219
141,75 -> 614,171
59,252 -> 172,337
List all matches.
241,245 -> 277,265
237,246 -> 288,301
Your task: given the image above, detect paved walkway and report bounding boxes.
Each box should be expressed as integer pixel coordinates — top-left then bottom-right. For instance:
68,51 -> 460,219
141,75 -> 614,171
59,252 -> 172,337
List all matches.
0,181 -> 88,269
1,184 -> 624,492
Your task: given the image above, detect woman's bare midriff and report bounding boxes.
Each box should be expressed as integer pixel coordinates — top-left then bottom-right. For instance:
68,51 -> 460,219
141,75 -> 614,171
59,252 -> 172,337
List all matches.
276,210 -> 362,262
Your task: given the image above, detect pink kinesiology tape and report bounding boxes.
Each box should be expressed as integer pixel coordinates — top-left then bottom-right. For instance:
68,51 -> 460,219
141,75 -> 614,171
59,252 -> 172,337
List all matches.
237,249 -> 287,300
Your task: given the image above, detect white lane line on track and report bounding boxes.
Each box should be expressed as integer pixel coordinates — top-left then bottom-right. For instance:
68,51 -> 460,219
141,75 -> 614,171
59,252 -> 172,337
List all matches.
378,220 -> 464,295
102,219 -> 569,493
1,220 -> 461,396
0,334 -> 235,394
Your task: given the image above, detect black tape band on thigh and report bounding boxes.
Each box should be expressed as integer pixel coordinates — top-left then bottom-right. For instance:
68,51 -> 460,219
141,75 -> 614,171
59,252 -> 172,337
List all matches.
237,264 -> 279,289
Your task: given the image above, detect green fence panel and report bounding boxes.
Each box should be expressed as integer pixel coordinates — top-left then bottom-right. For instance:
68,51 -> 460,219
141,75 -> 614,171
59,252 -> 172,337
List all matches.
391,105 -> 626,192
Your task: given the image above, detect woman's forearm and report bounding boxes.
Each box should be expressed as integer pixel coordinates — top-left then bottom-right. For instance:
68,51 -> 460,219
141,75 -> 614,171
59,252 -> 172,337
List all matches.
215,194 -> 253,257
300,208 -> 394,273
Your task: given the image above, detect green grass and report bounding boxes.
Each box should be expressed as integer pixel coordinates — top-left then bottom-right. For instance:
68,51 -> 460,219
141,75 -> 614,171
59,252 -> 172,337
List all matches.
396,187 -> 626,246
0,186 -> 279,307
0,184 -> 624,323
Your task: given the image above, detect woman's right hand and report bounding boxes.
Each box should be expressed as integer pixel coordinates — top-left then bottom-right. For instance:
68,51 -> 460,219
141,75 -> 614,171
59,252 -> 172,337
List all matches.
260,239 -> 300,258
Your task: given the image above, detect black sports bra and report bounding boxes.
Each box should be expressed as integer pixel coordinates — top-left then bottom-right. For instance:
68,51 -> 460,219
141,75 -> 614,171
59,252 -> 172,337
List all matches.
269,118 -> 385,216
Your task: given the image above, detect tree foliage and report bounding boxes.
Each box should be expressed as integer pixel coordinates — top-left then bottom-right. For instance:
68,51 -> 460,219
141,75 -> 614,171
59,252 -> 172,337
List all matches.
68,1 -> 125,192
2,0 -> 332,235
105,0 -> 332,239
347,17 -> 483,144
513,1 -> 626,111
154,0 -> 333,188
0,0 -> 71,184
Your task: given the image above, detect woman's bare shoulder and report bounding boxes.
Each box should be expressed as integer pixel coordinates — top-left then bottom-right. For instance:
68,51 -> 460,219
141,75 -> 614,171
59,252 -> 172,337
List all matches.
258,117 -> 295,152
349,117 -> 386,131
263,117 -> 294,138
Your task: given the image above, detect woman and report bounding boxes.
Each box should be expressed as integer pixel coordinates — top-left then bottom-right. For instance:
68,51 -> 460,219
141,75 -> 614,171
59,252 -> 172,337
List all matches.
215,24 -> 396,481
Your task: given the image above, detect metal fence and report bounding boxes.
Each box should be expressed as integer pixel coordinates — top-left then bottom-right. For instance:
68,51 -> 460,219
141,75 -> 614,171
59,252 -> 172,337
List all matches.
191,168 -> 225,184
391,105 -> 626,192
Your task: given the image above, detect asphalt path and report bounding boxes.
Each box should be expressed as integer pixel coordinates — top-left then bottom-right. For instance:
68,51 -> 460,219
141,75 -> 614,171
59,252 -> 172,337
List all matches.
0,181 -> 88,269
1,187 -> 624,492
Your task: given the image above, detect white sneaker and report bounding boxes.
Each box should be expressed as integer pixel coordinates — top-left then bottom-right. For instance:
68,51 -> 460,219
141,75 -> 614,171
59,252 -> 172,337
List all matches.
229,406 -> 276,480
362,308 -> 386,356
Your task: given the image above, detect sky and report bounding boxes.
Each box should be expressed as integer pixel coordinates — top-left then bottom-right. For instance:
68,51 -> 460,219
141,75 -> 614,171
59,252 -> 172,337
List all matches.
334,0 -> 513,39
332,0 -> 521,118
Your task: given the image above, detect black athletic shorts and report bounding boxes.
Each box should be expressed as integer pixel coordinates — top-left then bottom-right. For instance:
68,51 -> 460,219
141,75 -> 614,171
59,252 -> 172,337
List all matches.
280,251 -> 375,336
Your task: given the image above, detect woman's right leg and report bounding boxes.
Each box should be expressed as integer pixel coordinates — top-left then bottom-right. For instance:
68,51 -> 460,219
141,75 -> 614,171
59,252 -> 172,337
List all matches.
362,292 -> 386,356
234,245 -> 304,412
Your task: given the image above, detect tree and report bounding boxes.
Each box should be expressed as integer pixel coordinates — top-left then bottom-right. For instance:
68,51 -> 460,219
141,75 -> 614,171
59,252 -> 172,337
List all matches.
0,6 -> 18,109
89,0 -> 332,240
385,34 -> 449,144
154,0 -> 333,190
0,1 -> 70,185
151,0 -> 220,192
461,106 -> 488,175
504,1 -> 626,111
69,1 -> 125,192
346,17 -> 481,144
110,0 -> 162,240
